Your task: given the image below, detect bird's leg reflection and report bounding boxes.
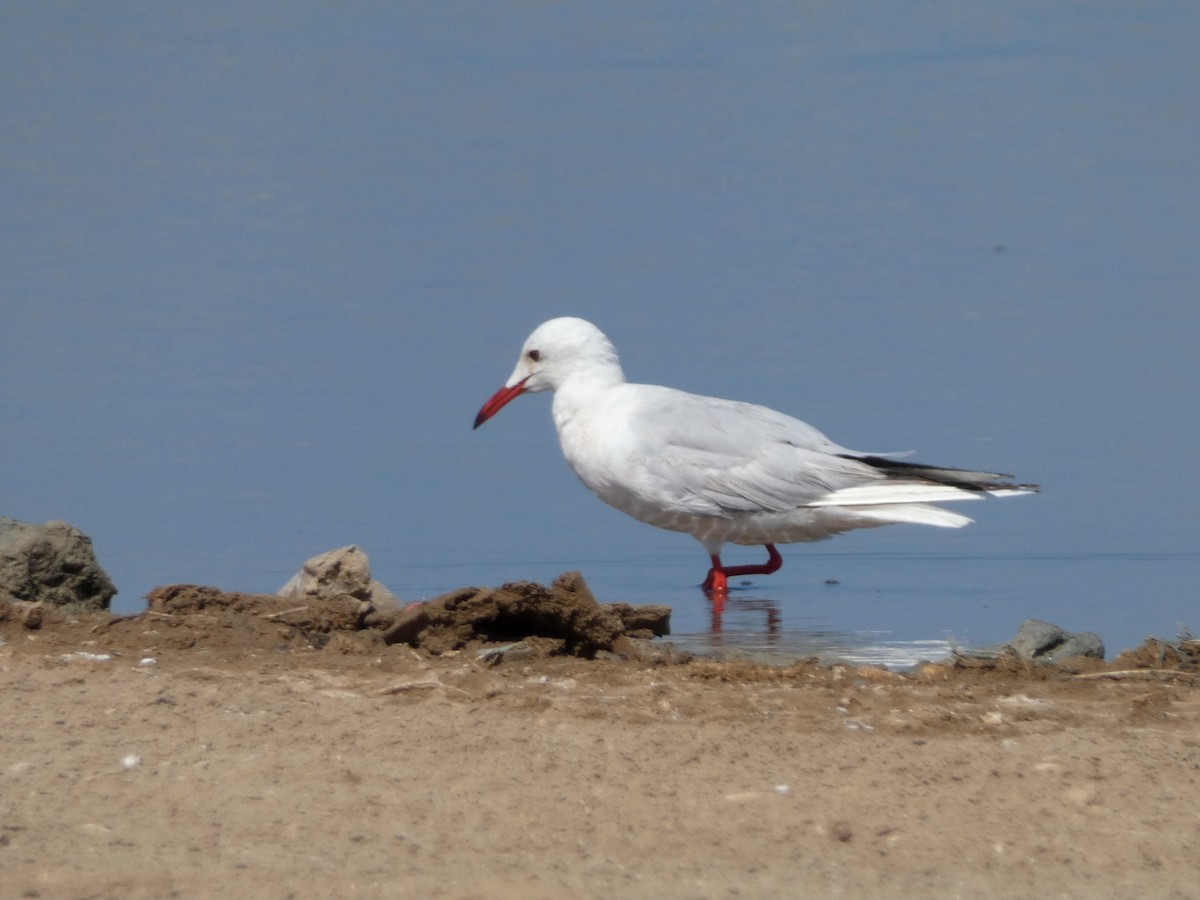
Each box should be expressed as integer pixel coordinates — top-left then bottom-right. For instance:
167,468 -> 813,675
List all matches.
707,594 -> 782,639
710,590 -> 726,630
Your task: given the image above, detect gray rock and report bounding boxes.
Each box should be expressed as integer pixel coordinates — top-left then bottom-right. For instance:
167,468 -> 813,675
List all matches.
1050,630 -> 1106,660
278,545 -> 401,608
1010,618 -> 1104,662
0,517 -> 117,610
1010,619 -> 1067,657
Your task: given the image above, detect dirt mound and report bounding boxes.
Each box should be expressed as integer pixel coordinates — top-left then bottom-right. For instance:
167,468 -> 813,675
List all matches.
147,583 -> 374,631
383,570 -> 670,657
0,572 -> 670,662
1113,636 -> 1200,671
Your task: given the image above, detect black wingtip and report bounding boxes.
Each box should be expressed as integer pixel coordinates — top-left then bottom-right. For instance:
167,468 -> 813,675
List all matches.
845,454 -> 1038,493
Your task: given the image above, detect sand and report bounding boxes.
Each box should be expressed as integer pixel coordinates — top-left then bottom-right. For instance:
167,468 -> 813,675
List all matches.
2,591 -> 1198,900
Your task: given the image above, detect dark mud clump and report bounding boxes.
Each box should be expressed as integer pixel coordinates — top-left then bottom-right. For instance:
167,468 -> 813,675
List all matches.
383,570 -> 670,657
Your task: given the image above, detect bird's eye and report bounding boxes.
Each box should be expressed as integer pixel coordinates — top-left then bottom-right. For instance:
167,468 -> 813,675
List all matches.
527,349 -> 541,362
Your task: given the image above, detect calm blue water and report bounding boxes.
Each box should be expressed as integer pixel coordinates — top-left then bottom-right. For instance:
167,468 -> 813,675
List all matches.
4,2 -> 1198,663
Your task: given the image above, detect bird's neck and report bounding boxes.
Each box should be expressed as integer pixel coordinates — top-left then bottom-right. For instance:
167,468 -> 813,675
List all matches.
550,364 -> 625,436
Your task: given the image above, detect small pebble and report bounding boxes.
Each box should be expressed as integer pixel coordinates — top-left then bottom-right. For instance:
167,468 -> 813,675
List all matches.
62,651 -> 113,663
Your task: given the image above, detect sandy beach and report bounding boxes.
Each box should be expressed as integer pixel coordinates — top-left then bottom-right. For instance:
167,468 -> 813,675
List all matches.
2,593 -> 1198,900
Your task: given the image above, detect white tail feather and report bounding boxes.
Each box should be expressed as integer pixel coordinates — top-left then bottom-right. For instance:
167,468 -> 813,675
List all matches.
846,503 -> 974,528
981,486 -> 1038,498
810,482 -> 986,507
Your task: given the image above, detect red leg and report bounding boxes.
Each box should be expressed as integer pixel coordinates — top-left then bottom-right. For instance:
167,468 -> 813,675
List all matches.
704,555 -> 729,621
719,544 -> 783,579
703,555 -> 728,593
702,544 -> 783,594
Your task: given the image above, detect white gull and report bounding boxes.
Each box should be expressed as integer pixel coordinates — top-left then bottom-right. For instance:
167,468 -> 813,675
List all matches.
474,317 -> 1036,596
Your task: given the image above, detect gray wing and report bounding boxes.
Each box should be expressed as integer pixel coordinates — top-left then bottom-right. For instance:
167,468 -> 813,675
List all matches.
620,385 -> 882,517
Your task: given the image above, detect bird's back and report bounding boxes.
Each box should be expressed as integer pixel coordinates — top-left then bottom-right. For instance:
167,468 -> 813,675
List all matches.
552,382 -> 906,540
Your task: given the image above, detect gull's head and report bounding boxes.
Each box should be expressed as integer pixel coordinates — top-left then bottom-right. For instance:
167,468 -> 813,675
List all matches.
473,317 -> 623,429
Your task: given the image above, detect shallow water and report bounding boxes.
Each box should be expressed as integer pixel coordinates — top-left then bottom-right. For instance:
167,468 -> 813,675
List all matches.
4,2 -> 1198,661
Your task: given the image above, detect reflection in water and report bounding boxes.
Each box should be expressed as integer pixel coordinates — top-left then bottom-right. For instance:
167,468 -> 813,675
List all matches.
677,590 -> 953,669
708,593 -> 781,637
